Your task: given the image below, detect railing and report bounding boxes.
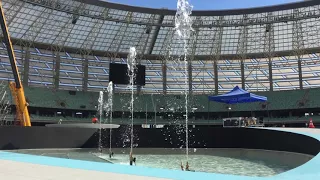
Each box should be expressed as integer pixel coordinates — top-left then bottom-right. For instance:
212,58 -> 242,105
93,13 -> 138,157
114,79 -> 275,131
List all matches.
25,115 -> 319,125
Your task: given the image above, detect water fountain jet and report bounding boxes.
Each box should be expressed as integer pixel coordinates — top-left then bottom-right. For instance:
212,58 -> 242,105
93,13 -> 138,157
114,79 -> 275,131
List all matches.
104,81 -> 114,158
98,91 -> 104,154
127,47 -> 137,155
175,0 -> 193,162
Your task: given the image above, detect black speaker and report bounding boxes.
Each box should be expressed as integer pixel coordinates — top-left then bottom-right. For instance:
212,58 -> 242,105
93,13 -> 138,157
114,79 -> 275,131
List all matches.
109,63 -> 145,86
135,65 -> 146,86
109,63 -> 128,85
69,91 -> 76,95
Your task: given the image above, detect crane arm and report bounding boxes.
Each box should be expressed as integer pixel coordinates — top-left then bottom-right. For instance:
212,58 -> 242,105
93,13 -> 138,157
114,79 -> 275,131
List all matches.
0,1 -> 31,126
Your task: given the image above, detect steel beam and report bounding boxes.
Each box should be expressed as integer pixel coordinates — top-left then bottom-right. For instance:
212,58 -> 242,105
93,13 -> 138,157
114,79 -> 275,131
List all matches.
54,54 -> 60,89
162,63 -> 167,95
22,48 -> 30,87
268,60 -> 273,91
82,56 -> 89,91
148,15 -> 164,55
188,61 -> 192,93
214,60 -> 218,95
241,60 -> 245,89
292,9 -> 305,90
298,56 -> 303,90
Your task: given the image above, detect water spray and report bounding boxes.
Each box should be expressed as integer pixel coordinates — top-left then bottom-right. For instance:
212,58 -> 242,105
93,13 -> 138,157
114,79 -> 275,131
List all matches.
175,0 -> 193,162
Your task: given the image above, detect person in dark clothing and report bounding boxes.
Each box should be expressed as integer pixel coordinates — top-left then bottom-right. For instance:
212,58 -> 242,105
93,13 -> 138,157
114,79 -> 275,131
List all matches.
185,162 -> 195,172
109,151 -> 114,159
185,162 -> 190,171
129,151 -> 136,166
180,162 -> 184,171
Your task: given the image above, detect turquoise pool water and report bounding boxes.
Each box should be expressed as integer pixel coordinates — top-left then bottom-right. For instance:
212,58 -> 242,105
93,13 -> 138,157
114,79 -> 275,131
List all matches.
9,148 -> 294,177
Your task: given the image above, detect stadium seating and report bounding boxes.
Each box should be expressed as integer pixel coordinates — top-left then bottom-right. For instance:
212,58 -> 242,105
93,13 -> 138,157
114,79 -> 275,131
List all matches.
20,86 -> 320,112
0,85 -> 317,124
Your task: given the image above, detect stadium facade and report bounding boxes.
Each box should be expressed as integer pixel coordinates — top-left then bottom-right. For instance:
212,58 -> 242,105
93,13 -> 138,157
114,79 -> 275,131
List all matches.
1,0 -> 320,95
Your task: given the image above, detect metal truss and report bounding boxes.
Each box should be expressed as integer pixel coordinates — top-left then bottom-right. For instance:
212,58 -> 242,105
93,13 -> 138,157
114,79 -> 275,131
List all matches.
80,8 -> 109,52
158,26 -> 175,94
106,12 -> 133,58
292,9 -> 305,90
78,7 -> 110,91
244,13 -> 271,92
21,2 -> 54,44
235,14 -> 248,90
187,17 -> 201,94
263,12 -> 276,91
134,15 -> 157,93
209,16 -> 223,95
3,0 -> 23,26
0,80 -> 12,123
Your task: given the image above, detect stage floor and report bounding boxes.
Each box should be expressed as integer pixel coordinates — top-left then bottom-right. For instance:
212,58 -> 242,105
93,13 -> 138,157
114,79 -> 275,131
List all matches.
0,159 -> 169,180
0,127 -> 319,180
266,127 -> 320,135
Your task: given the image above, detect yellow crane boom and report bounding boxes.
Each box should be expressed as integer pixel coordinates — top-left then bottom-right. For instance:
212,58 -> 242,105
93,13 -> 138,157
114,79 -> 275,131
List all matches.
0,1 -> 31,126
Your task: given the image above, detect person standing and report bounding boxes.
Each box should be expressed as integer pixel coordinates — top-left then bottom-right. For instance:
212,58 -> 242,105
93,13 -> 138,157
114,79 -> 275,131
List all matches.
92,116 -> 98,124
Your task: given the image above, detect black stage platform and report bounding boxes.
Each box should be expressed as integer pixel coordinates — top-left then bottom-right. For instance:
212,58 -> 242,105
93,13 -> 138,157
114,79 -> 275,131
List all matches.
0,125 -> 319,156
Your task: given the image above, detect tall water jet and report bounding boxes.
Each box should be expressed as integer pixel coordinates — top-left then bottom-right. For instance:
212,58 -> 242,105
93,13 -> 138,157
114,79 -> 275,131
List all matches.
175,0 -> 193,161
98,91 -> 104,153
104,81 -> 114,156
127,47 -> 137,154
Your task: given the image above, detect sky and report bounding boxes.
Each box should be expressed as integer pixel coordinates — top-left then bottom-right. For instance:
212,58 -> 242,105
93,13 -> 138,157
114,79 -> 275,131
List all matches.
108,0 -> 302,10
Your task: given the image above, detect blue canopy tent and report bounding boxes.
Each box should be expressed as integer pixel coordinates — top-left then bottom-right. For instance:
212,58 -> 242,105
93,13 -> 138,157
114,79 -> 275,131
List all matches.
208,86 -> 267,104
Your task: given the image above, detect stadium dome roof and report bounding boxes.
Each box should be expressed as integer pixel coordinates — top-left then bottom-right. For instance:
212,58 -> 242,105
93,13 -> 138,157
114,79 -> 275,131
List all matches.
3,0 -> 319,58
106,0 -> 303,11
0,0 -> 320,93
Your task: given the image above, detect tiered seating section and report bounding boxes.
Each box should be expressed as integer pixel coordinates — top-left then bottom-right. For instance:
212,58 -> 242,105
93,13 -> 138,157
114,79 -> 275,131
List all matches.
2,86 -> 317,125
22,87 -> 320,111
